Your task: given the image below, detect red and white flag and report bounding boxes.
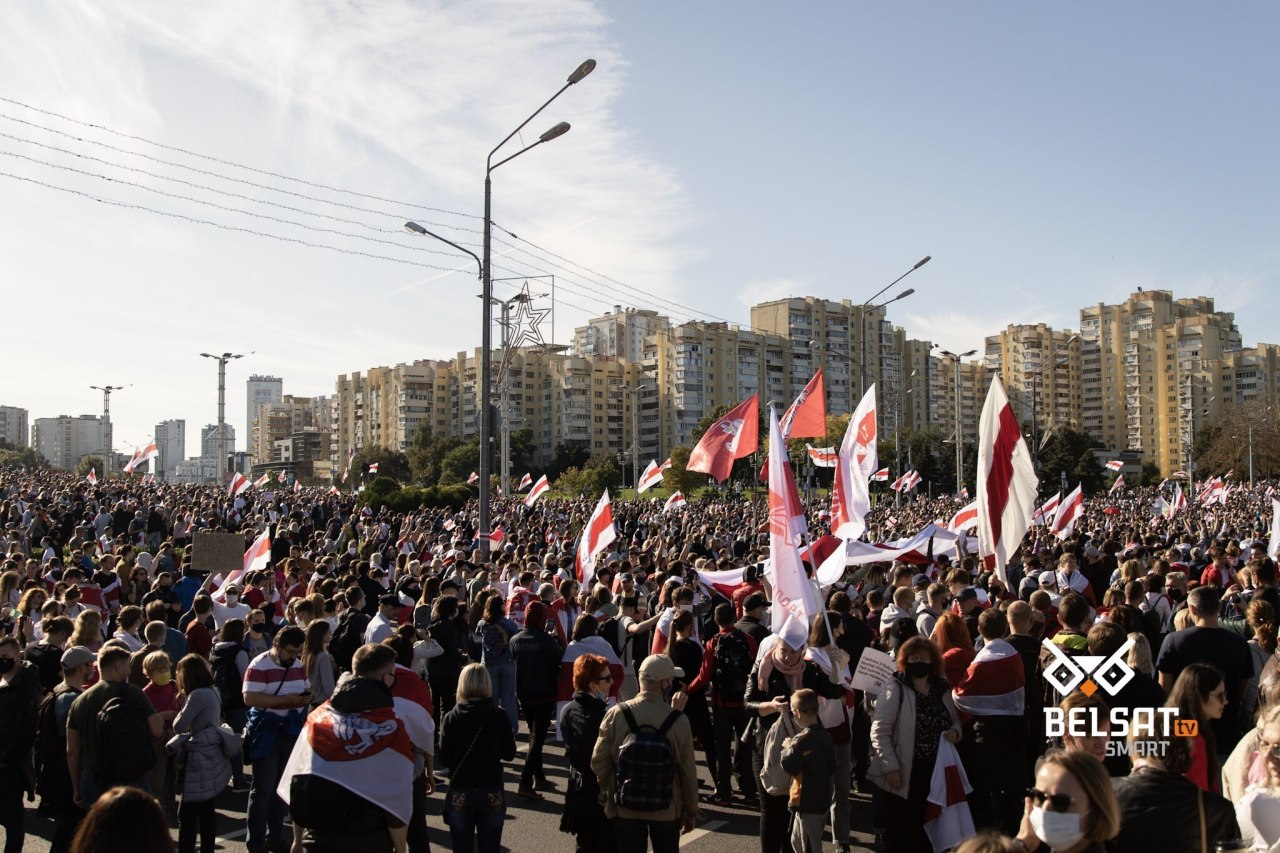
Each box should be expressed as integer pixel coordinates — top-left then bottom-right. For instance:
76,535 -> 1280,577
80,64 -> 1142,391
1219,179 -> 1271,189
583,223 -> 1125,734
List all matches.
86,468 -> 97,485
525,475 -> 550,507
764,404 -> 821,649
518,473 -> 533,490
293,480 -> 302,493
636,458 -> 671,493
948,501 -> 979,533
806,445 -> 837,468
277,702 -> 415,826
780,369 -> 827,439
687,395 -> 759,483
329,485 -> 340,495
922,737 -> 976,851
694,566 -> 746,600
871,467 -> 890,482
1172,470 -> 1187,479
976,376 -> 1039,586
1050,484 -> 1084,540
368,463 -> 379,474
1109,474 -> 1125,495
212,528 -> 272,604
475,528 -> 505,546
390,665 -> 435,756
574,490 -> 617,588
952,638 -> 1026,717
1031,491 -> 1061,526
123,441 -> 159,474
254,472 -> 271,488
831,385 -> 877,539
442,518 -> 456,532
467,471 -> 479,485
663,491 -> 686,513
1105,459 -> 1124,472
890,470 -> 922,493
277,470 -> 287,483
228,471 -> 250,496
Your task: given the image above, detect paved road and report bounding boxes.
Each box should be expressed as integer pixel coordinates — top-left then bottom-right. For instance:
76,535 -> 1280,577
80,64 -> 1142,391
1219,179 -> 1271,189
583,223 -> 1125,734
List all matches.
21,735 -> 881,852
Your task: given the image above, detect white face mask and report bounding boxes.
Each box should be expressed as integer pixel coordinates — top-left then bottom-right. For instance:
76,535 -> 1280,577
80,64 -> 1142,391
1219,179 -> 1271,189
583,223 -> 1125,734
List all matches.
678,603 -> 693,613
226,594 -> 239,605
1030,806 -> 1085,851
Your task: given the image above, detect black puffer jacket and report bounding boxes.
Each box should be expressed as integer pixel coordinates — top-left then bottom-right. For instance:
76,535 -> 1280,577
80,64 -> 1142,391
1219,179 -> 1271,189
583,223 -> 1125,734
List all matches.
559,690 -> 608,832
0,660 -> 42,770
510,627 -> 563,704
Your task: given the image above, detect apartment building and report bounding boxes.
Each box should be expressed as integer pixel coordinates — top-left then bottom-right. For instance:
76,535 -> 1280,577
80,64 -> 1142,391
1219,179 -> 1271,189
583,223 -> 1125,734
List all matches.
0,406 -> 28,448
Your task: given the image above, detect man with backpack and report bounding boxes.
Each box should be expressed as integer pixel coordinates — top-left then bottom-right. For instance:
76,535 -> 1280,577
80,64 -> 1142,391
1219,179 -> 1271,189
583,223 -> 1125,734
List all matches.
590,654 -> 698,853
65,645 -> 163,809
329,588 -> 370,675
686,602 -> 758,807
36,646 -> 94,853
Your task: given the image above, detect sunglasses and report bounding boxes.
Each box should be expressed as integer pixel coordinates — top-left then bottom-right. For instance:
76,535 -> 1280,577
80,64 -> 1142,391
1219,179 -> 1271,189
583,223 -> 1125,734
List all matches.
1026,788 -> 1075,813
597,674 -> 614,683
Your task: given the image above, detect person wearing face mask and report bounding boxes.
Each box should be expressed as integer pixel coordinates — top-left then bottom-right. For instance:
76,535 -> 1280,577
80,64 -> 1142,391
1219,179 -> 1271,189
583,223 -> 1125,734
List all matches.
279,643 -> 414,853
651,585 -> 696,656
558,653 -> 615,852
211,583 -> 251,629
1009,749 -> 1119,853
0,634 -> 41,853
868,636 -> 962,853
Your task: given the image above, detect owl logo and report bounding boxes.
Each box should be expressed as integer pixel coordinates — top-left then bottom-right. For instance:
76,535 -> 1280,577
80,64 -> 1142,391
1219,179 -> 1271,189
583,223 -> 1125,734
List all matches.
1041,636 -> 1135,698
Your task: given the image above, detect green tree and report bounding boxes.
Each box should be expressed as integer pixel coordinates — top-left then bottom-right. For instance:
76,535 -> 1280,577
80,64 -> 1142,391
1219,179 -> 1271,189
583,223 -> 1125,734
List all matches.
0,446 -> 49,470
663,445 -> 704,495
408,424 -> 467,485
75,456 -> 105,477
548,442 -> 590,480
352,447 -> 411,484
508,428 -> 539,479
582,452 -> 623,495
439,443 -> 481,485
1138,461 -> 1163,487
1038,426 -> 1106,495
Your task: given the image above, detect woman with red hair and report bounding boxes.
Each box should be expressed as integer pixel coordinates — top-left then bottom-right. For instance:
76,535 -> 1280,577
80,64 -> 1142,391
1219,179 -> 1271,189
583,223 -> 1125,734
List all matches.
931,611 -> 976,689
558,653 -> 616,852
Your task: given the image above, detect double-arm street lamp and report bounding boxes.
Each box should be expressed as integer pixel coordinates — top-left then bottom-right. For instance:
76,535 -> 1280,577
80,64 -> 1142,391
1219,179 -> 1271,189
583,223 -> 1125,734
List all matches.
1025,334 -> 1079,468
199,352 -> 251,483
936,348 -> 978,495
857,256 -> 929,396
406,58 -> 595,561
89,384 -> 128,475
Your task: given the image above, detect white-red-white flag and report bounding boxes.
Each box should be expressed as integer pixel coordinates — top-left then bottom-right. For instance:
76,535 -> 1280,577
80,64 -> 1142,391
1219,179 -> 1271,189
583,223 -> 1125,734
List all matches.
467,471 -> 479,485
779,369 -> 827,439
329,485 -> 340,495
1050,484 -> 1084,540
764,404 -> 821,649
368,462 -> 379,474
871,467 -> 890,482
1109,474 -> 1125,495
831,385 -> 877,539
806,445 -> 837,467
518,473 -> 533,490
574,490 -> 617,588
86,468 -> 97,485
1032,491 -> 1061,526
890,470 -> 922,492
524,475 -> 549,507
1105,459 -> 1124,472
277,470 -> 287,483
636,458 -> 671,493
212,528 -> 272,604
687,395 -> 759,483
293,480 -> 302,493
663,491 -> 686,513
948,501 -> 980,533
254,472 -> 271,488
976,376 -> 1039,586
123,441 -> 159,474
229,471 -> 250,496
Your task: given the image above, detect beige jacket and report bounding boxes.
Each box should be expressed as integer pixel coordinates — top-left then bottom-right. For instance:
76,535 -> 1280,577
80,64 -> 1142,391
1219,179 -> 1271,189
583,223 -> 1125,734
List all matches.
867,674 -> 962,799
589,688 -> 698,823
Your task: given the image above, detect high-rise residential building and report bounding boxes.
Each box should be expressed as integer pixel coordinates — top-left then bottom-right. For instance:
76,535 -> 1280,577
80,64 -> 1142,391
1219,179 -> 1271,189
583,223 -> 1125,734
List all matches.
984,323 -> 1083,446
200,423 -> 236,460
31,415 -> 106,470
154,420 -> 186,480
332,361 -> 455,469
251,394 -> 332,466
0,406 -> 28,448
927,356 -> 988,454
573,307 -> 669,362
245,375 -> 283,453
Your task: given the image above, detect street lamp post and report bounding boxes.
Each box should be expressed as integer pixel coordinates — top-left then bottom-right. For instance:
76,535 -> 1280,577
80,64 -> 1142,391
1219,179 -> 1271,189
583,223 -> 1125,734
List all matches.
89,384 -> 128,475
1183,378 -> 1215,499
892,373 -> 916,506
855,255 -> 930,396
1247,406 -> 1275,489
493,291 -> 533,495
1026,334 -> 1078,469
200,352 -> 251,483
407,58 -> 594,563
621,383 -> 653,494
937,349 -> 977,494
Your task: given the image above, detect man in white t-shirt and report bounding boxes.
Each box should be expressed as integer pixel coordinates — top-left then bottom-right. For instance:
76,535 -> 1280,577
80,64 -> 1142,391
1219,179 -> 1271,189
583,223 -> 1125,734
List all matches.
213,583 -> 251,628
364,594 -> 399,645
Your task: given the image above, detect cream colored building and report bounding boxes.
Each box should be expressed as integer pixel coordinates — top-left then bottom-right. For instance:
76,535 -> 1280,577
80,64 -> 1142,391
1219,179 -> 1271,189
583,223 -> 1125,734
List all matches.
332,360 -> 455,468
984,323 -> 1083,448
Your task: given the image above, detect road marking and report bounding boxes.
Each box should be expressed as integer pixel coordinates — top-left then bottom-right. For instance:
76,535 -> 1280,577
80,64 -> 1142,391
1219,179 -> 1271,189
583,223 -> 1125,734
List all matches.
680,819 -> 727,846
217,828 -> 248,840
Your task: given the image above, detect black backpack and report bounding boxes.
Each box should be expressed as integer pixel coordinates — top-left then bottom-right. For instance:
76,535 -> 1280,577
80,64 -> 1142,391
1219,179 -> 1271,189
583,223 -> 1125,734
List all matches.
210,644 -> 246,712
600,616 -> 626,658
710,629 -> 752,700
330,611 -> 369,673
613,705 -> 679,812
35,686 -> 76,802
96,683 -> 157,786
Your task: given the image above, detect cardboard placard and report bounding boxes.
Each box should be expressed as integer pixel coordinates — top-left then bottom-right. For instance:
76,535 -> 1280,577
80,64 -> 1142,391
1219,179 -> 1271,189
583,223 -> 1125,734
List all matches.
851,646 -> 896,694
190,531 -> 245,575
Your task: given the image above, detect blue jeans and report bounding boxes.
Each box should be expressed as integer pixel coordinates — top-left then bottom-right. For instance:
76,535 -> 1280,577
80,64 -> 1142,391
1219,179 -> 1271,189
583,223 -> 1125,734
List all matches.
614,817 -> 680,853
443,785 -> 505,853
487,662 -> 518,733
247,732 -> 296,850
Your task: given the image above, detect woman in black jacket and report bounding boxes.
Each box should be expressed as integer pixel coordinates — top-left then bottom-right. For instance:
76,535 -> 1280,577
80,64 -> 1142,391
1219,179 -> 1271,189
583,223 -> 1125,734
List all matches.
426,596 -> 468,728
744,625 -> 849,853
558,653 -> 616,853
438,664 -> 517,853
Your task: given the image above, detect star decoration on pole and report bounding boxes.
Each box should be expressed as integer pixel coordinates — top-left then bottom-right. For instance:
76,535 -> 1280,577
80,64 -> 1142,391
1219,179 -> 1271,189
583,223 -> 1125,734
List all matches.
507,281 -> 551,350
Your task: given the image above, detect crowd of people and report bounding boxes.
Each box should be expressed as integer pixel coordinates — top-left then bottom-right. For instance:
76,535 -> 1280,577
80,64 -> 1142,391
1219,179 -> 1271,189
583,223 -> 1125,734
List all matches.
2,465 -> 1280,852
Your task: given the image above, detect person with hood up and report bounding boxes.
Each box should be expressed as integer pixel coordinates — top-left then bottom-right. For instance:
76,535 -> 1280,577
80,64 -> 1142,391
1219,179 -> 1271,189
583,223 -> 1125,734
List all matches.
509,600 -> 564,800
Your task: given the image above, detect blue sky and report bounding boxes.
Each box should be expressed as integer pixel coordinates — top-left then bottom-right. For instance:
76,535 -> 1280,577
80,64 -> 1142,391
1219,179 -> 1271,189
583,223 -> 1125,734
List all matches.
1,1 -> 1277,460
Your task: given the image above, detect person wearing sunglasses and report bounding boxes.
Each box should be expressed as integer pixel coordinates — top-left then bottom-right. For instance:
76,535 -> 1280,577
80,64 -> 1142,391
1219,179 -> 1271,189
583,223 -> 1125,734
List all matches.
1235,704 -> 1280,851
559,653 -> 615,852
1013,749 -> 1118,852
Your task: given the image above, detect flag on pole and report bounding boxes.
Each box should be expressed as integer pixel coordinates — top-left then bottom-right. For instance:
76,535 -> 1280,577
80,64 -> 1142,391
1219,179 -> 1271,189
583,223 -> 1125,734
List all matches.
368,463 -> 379,474
277,470 -> 287,483
636,458 -> 671,493
86,468 -> 97,485
779,369 -> 827,439
329,485 -> 340,495
1050,484 -> 1084,539
293,480 -> 302,493
1109,474 -> 1125,495
229,471 -> 249,496
832,385 -> 877,539
254,472 -> 271,488
764,404 -> 821,650
806,445 -> 838,467
948,501 -> 980,533
976,376 -> 1039,586
1157,478 -> 1169,490
467,471 -> 479,485
212,529 -> 272,604
890,470 -> 922,492
663,491 -> 686,513
687,395 -> 759,483
1105,459 -> 1124,472
123,441 -> 159,474
525,475 -> 549,507
518,473 -> 533,490
1031,491 -> 1061,526
871,467 -> 890,482
574,490 -> 616,588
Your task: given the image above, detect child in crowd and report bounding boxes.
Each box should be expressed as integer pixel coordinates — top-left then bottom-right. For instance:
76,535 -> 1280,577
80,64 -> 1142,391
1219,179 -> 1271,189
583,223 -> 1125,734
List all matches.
781,688 -> 837,853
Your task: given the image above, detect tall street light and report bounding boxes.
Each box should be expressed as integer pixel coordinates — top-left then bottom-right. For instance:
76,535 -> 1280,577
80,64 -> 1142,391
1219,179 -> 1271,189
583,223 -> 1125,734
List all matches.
408,58 -> 594,562
857,256 -> 930,397
620,383 -> 653,494
491,290 -> 535,495
200,352 -> 251,483
1026,334 -> 1078,468
937,348 -> 977,495
89,384 -> 128,475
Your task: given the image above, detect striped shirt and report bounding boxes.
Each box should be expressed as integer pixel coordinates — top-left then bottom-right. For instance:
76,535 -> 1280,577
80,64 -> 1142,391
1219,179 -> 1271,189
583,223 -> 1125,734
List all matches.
242,650 -> 310,717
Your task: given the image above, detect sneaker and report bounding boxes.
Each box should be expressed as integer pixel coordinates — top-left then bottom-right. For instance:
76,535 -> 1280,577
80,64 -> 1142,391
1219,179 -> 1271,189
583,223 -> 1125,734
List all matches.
534,777 -> 557,792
